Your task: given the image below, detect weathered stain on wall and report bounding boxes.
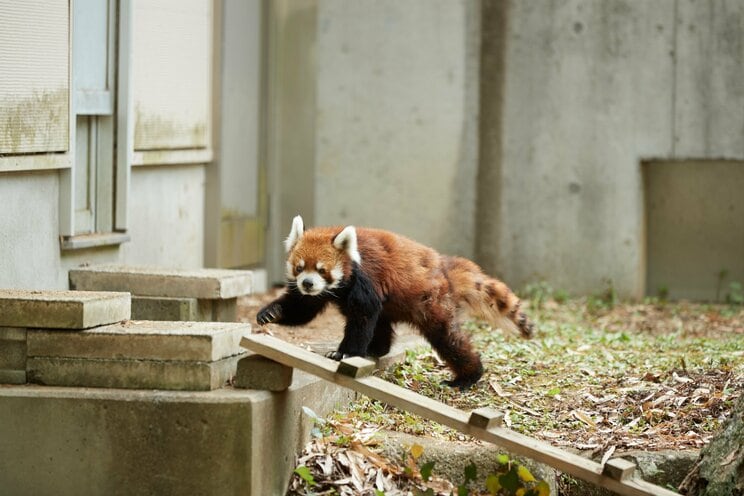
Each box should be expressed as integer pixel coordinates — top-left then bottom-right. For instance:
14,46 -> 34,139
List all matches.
0,88 -> 68,154
134,106 -> 207,151
132,0 -> 211,151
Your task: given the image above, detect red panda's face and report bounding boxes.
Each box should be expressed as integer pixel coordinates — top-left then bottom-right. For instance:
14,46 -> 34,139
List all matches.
283,216 -> 360,296
287,238 -> 346,296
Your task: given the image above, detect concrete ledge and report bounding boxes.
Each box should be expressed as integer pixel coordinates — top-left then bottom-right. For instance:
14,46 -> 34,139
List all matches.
69,265 -> 253,299
0,373 -> 354,495
27,321 -> 250,362
131,296 -> 200,321
0,290 -> 131,329
27,353 -> 245,391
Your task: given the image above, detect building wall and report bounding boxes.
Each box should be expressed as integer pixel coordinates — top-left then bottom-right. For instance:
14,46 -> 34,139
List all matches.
477,0 -> 744,298
313,0 -> 480,258
119,165 -> 206,268
0,1 -> 212,291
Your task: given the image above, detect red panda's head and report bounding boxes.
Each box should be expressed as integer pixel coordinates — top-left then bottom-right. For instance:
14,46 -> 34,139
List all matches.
284,215 -> 361,296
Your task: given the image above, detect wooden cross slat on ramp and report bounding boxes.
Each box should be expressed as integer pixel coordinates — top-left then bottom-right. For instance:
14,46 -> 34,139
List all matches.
240,334 -> 680,496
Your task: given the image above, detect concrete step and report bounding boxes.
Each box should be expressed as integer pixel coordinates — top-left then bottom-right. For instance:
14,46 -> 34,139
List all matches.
0,327 -> 26,384
130,296 -> 238,322
27,320 -> 250,362
0,289 -> 131,329
69,265 -> 253,299
27,354 -> 246,391
23,320 -> 251,390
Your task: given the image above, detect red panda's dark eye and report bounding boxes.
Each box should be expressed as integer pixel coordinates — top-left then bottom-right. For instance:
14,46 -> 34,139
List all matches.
295,265 -> 303,274
318,268 -> 327,276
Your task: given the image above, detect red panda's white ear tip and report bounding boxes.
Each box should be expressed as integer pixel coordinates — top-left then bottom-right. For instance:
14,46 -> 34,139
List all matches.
285,215 -> 305,252
333,226 -> 361,264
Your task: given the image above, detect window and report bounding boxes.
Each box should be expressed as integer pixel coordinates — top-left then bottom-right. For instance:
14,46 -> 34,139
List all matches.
60,0 -> 132,249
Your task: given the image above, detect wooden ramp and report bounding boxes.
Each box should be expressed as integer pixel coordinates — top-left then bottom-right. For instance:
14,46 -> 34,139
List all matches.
240,334 -> 680,496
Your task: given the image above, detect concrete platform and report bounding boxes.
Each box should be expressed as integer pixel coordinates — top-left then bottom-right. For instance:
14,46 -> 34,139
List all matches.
0,375 -> 355,495
69,265 -> 253,299
26,320 -> 249,362
0,289 -> 131,329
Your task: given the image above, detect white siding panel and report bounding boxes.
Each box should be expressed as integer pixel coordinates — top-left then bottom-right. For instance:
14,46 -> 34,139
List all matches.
0,0 -> 69,154
133,0 -> 211,150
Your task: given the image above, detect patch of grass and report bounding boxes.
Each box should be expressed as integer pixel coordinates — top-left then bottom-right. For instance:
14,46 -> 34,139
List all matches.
332,298 -> 744,450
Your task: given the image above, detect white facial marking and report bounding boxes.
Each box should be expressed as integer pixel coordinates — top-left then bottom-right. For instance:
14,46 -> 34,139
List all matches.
284,215 -> 304,252
327,263 -> 344,289
333,226 -> 361,264
285,261 -> 294,280
297,271 -> 326,296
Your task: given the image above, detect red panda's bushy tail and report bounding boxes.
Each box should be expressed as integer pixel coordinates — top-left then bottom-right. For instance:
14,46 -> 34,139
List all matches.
443,256 -> 534,338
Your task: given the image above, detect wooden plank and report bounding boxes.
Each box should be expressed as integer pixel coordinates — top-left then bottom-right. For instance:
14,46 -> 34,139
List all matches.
469,407 -> 504,430
603,458 -> 637,481
240,334 -> 680,496
337,357 -> 376,378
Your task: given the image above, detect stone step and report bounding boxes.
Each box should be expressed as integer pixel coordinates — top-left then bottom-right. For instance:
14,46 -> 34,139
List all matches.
26,354 -> 245,391
0,289 -> 131,329
0,327 -> 27,384
69,265 -> 253,299
27,320 -> 251,362
130,296 -> 237,322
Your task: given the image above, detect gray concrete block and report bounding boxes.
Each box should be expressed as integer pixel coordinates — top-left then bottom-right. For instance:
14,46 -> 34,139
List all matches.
210,297 -> 238,322
0,373 -> 354,495
0,327 -> 27,371
27,320 -> 250,362
0,339 -> 26,370
0,290 -> 131,329
234,354 -> 293,391
0,327 -> 27,341
69,265 -> 253,299
26,353 -> 246,391
0,370 -> 26,384
131,296 -> 199,321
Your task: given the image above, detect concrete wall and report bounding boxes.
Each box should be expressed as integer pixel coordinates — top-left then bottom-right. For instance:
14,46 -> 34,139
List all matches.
120,165 -> 206,268
313,0 -> 480,259
0,373 -> 354,496
0,166 -> 206,289
645,160 -> 744,301
477,0 -> 744,298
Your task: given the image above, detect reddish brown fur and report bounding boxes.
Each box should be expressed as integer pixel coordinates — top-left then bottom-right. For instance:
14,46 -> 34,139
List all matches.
289,226 -> 534,385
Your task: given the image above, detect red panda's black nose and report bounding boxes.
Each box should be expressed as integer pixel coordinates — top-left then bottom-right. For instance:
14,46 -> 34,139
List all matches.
302,279 -> 314,290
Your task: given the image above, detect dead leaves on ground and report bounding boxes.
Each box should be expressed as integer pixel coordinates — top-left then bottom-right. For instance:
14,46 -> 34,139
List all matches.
288,419 -> 455,495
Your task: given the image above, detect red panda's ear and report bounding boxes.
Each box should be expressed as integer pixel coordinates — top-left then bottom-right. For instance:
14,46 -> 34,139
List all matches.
284,215 -> 304,252
333,226 -> 361,264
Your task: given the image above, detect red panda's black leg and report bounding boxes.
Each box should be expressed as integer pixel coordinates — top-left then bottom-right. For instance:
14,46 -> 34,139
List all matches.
328,263 -> 383,360
367,316 -> 395,358
331,311 -> 380,359
257,288 -> 329,326
424,321 -> 484,390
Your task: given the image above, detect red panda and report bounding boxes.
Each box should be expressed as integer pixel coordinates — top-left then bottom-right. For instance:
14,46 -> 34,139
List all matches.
257,216 -> 534,389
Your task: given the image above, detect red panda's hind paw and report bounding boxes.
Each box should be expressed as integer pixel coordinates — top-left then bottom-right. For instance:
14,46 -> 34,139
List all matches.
441,375 -> 481,390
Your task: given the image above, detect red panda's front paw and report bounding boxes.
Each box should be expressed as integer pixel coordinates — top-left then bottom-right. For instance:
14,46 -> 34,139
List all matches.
325,350 -> 349,361
257,303 -> 282,325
